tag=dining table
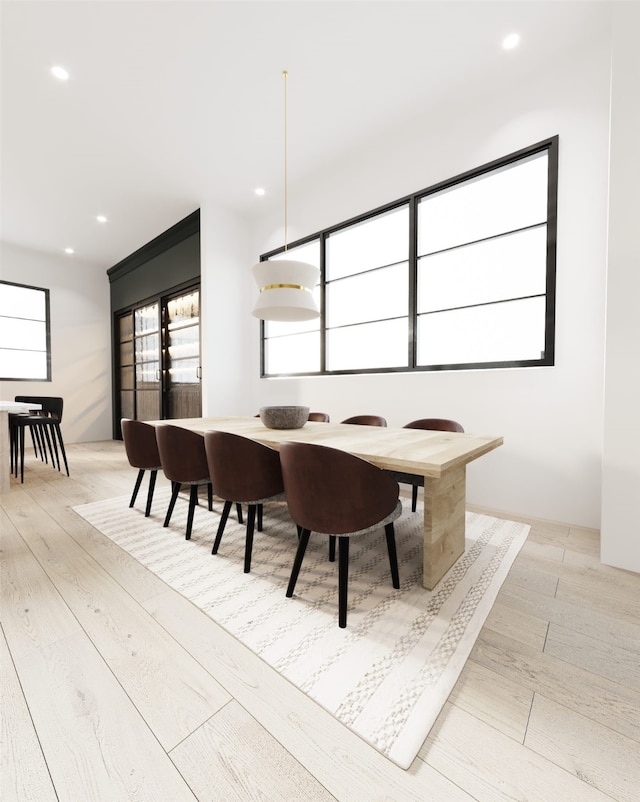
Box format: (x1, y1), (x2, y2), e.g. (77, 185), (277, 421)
(0, 400), (43, 494)
(149, 416), (503, 590)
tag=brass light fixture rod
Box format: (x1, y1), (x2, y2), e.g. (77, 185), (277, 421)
(283, 69), (288, 252)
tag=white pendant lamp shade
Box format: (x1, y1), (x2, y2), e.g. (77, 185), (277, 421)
(252, 259), (319, 322)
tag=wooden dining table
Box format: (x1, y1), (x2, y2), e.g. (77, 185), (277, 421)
(0, 400), (43, 493)
(149, 416), (503, 589)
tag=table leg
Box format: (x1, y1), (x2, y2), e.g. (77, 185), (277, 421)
(0, 410), (10, 494)
(422, 464), (466, 589)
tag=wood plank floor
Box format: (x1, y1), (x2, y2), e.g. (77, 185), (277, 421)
(1, 441), (639, 801)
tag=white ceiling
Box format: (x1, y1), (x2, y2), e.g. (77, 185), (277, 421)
(1, 1), (610, 270)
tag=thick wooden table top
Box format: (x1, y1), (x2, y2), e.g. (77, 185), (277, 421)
(150, 417), (503, 478)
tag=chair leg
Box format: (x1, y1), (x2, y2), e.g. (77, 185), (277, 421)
(257, 503), (263, 532)
(385, 523), (400, 589)
(236, 504), (243, 524)
(164, 482), (181, 527)
(329, 535), (336, 562)
(40, 425), (57, 470)
(185, 484), (199, 540)
(130, 469), (145, 507)
(53, 423), (69, 476)
(286, 529), (311, 597)
(144, 470), (157, 517)
(338, 537), (350, 628)
(244, 504), (257, 574)
(411, 484), (418, 512)
(207, 483), (213, 511)
(212, 500), (232, 554)
(19, 425), (25, 482)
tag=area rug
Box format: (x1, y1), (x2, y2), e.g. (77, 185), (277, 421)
(72, 490), (529, 769)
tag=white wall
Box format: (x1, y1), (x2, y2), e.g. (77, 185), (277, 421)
(245, 36), (612, 528)
(200, 200), (257, 416)
(600, 3), (640, 572)
(0, 241), (112, 443)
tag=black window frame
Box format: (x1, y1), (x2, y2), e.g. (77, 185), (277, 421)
(0, 279), (52, 381)
(258, 136), (558, 377)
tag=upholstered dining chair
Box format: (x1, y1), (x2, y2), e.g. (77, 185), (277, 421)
(204, 431), (285, 573)
(155, 424), (214, 540)
(308, 412), (330, 422)
(390, 418), (465, 511)
(121, 419), (163, 517)
(279, 441), (401, 628)
(340, 414), (387, 427)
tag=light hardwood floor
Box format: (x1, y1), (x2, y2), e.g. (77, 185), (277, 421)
(1, 440), (639, 801)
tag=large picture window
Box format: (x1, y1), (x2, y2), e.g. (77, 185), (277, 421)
(259, 137), (557, 376)
(0, 280), (51, 381)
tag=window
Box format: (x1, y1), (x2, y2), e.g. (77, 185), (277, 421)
(259, 137), (557, 377)
(0, 280), (51, 381)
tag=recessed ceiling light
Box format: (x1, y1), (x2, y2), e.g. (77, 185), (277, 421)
(502, 33), (520, 50)
(51, 65), (69, 81)
(64, 247), (74, 254)
(255, 187), (266, 196)
(96, 215), (108, 223)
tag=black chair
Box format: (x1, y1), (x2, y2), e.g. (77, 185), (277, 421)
(204, 431), (285, 573)
(10, 396), (69, 482)
(121, 419), (163, 516)
(340, 414), (387, 427)
(280, 441), (401, 628)
(390, 418), (465, 511)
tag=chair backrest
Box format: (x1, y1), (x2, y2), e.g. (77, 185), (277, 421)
(404, 418), (464, 433)
(121, 418), (162, 470)
(340, 415), (387, 427)
(15, 395), (63, 420)
(155, 424), (209, 483)
(204, 431), (283, 502)
(279, 441), (399, 535)
(308, 412), (330, 422)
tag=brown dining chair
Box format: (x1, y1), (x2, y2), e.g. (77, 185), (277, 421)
(308, 412), (330, 422)
(340, 414), (387, 427)
(391, 418), (465, 511)
(121, 419), (163, 517)
(280, 441), (401, 628)
(155, 424), (214, 540)
(204, 431), (285, 573)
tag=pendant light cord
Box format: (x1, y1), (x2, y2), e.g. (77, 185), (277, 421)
(283, 69), (288, 252)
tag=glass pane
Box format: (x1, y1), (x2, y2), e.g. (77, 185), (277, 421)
(120, 366), (134, 390)
(327, 263), (408, 327)
(265, 241), (321, 337)
(327, 205), (409, 280)
(135, 303), (159, 334)
(0, 284), (46, 320)
(0, 317), (46, 351)
(418, 226), (547, 313)
(0, 348), (47, 379)
(168, 358), (200, 384)
(168, 324), (199, 358)
(118, 313), (133, 341)
(136, 361), (160, 383)
(120, 340), (133, 366)
(167, 290), (199, 329)
(419, 152), (548, 255)
(265, 331), (321, 374)
(417, 297), (546, 366)
(135, 333), (159, 363)
(327, 318), (408, 371)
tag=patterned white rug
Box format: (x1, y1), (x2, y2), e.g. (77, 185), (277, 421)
(73, 490), (529, 769)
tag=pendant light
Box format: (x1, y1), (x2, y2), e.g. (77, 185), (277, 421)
(252, 71), (320, 322)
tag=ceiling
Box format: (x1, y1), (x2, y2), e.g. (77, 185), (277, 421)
(1, 1), (610, 270)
